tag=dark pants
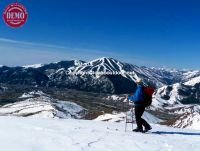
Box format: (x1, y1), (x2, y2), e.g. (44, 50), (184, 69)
(135, 106), (151, 130)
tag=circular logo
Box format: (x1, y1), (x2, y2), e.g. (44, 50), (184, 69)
(3, 3), (28, 28)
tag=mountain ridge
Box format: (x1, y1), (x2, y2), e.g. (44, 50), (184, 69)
(0, 57), (200, 94)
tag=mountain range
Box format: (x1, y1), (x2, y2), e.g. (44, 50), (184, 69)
(0, 57), (200, 129)
(1, 57), (200, 94)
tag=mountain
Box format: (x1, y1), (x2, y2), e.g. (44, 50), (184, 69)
(1, 72), (200, 135)
(153, 82), (200, 106)
(1, 57), (199, 94)
(149, 81), (200, 129)
(42, 57), (200, 94)
(0, 90), (86, 119)
(47, 58), (139, 93)
(37, 60), (85, 77)
(0, 57), (200, 99)
(182, 70), (200, 82)
(69, 57), (186, 87)
(168, 104), (200, 130)
(0, 60), (85, 89)
(1, 57), (200, 134)
(70, 57), (138, 77)
(184, 76), (200, 86)
(0, 66), (48, 86)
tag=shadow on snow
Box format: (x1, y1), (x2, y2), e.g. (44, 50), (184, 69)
(151, 131), (200, 136)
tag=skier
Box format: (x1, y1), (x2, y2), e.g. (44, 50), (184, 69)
(128, 79), (152, 133)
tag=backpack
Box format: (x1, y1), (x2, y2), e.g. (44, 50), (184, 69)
(143, 87), (155, 106)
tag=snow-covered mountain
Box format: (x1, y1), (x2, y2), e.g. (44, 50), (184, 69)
(0, 66), (49, 86)
(147, 81), (200, 129)
(38, 60), (85, 77)
(169, 105), (200, 130)
(0, 116), (200, 151)
(23, 60), (83, 69)
(1, 57), (200, 131)
(153, 82), (200, 106)
(70, 57), (138, 78)
(44, 57), (199, 93)
(68, 57), (185, 87)
(29, 57), (200, 93)
(45, 58), (138, 93)
(184, 76), (200, 86)
(0, 57), (200, 94)
(182, 70), (200, 82)
(0, 91), (86, 119)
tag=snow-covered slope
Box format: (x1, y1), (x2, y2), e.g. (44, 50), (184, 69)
(151, 83), (200, 130)
(153, 82), (200, 107)
(170, 105), (200, 130)
(0, 91), (86, 119)
(184, 76), (200, 86)
(174, 112), (200, 130)
(152, 84), (183, 108)
(71, 57), (133, 72)
(182, 70), (200, 82)
(23, 64), (43, 68)
(0, 117), (200, 151)
(23, 60), (84, 70)
(18, 90), (46, 98)
(39, 60), (85, 77)
(94, 111), (162, 124)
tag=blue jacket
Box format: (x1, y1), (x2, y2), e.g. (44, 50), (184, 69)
(128, 85), (144, 105)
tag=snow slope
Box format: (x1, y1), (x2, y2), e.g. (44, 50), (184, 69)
(23, 64), (43, 68)
(171, 105), (200, 130)
(182, 70), (200, 82)
(0, 117), (200, 151)
(184, 76), (200, 86)
(152, 82), (200, 108)
(0, 92), (85, 119)
(94, 111), (162, 124)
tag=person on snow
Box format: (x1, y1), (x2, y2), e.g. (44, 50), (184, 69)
(128, 79), (152, 133)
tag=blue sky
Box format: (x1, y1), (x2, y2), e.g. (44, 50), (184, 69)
(0, 0), (200, 69)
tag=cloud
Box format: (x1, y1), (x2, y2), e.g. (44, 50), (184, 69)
(0, 37), (157, 67)
(0, 37), (129, 58)
(0, 38), (67, 49)
(0, 37), (119, 55)
(0, 38), (117, 66)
